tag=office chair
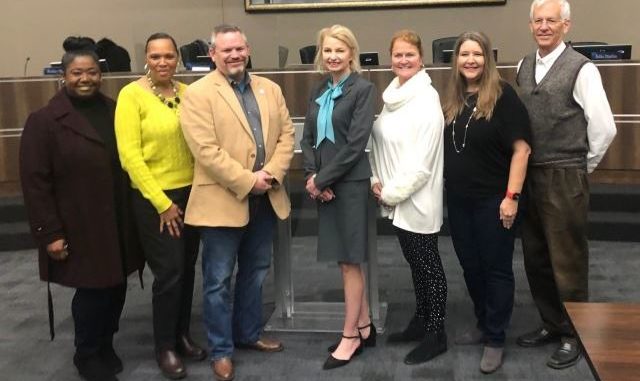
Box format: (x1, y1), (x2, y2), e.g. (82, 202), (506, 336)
(179, 40), (209, 68)
(95, 38), (131, 72)
(299, 45), (317, 64)
(432, 36), (458, 64)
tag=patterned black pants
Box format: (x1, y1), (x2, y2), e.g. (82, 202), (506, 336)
(395, 227), (447, 333)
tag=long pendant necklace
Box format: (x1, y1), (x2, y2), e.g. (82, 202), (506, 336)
(452, 106), (476, 154)
(146, 73), (180, 109)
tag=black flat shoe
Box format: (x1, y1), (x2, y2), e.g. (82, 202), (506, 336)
(516, 327), (561, 348)
(327, 322), (376, 352)
(323, 334), (362, 370)
(547, 338), (581, 369)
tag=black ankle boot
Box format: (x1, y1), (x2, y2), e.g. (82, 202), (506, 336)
(387, 315), (426, 343)
(74, 353), (118, 381)
(99, 344), (123, 374)
(403, 330), (447, 365)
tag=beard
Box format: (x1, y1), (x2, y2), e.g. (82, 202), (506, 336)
(226, 58), (247, 81)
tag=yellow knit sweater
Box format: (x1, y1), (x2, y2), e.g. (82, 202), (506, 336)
(115, 81), (194, 213)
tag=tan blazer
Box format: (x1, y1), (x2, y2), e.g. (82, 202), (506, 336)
(179, 70), (295, 227)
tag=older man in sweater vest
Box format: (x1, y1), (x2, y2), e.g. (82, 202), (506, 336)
(515, 0), (616, 370)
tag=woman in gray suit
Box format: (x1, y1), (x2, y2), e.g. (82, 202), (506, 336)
(300, 24), (377, 370)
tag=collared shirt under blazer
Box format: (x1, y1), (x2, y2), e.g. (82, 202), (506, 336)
(179, 69), (295, 227)
(370, 70), (444, 234)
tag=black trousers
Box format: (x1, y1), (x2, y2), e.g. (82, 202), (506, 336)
(72, 284), (126, 358)
(446, 190), (517, 347)
(394, 227), (447, 333)
(131, 186), (200, 350)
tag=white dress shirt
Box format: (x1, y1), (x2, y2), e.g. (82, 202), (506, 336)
(518, 42), (617, 172)
(370, 70), (444, 234)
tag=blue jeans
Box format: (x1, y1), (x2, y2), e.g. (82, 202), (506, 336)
(446, 190), (518, 347)
(200, 195), (276, 360)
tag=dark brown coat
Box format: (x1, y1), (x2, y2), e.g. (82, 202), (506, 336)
(19, 89), (144, 288)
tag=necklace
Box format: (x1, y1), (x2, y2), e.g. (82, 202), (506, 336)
(146, 73), (180, 109)
(451, 106), (476, 154)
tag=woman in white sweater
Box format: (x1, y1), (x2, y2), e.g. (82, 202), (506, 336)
(370, 29), (446, 365)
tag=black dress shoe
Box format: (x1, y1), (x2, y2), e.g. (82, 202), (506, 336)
(156, 349), (187, 379)
(327, 322), (377, 352)
(404, 330), (447, 365)
(516, 327), (561, 347)
(74, 353), (118, 381)
(387, 315), (426, 343)
(177, 334), (207, 361)
(99, 345), (123, 374)
(323, 334), (363, 370)
(547, 338), (582, 369)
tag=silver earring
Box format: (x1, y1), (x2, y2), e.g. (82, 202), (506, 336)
(144, 63), (150, 75)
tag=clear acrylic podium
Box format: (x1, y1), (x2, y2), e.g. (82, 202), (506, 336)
(265, 162), (387, 333)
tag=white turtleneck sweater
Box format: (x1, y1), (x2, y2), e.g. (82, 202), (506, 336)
(370, 69), (444, 234)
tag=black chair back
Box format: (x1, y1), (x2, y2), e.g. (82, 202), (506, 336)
(299, 45), (317, 64)
(432, 36), (458, 64)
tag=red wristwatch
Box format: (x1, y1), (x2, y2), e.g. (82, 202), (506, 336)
(505, 190), (521, 201)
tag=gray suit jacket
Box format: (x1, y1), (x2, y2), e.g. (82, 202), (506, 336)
(300, 72), (376, 190)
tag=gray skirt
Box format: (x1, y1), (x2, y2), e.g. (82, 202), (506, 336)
(317, 179), (369, 264)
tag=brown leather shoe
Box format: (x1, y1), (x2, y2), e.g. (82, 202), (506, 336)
(156, 349), (186, 380)
(212, 357), (234, 381)
(176, 334), (207, 361)
(235, 337), (284, 352)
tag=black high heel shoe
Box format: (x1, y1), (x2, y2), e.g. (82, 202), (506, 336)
(323, 334), (363, 370)
(327, 322), (377, 352)
(359, 322), (377, 348)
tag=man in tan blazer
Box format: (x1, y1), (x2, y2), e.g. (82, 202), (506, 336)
(179, 24), (294, 381)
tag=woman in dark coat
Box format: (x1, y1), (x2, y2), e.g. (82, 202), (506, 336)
(19, 49), (144, 381)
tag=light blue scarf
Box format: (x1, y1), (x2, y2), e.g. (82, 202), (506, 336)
(315, 74), (349, 147)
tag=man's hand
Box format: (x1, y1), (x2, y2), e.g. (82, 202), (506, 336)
(251, 170), (273, 195)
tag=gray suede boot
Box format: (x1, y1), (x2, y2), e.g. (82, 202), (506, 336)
(479, 346), (503, 374)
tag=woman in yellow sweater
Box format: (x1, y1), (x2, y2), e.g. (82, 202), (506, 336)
(115, 33), (204, 380)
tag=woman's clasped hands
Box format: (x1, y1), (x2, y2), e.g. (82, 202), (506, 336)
(306, 175), (335, 203)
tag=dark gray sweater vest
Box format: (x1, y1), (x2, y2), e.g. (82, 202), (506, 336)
(517, 47), (589, 168)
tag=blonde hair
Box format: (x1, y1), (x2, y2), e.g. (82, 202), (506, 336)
(314, 24), (361, 73)
(443, 31), (503, 124)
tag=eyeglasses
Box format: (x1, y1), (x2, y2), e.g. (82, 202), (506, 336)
(532, 18), (563, 27)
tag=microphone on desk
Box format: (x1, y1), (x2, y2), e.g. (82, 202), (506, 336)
(23, 56), (31, 77)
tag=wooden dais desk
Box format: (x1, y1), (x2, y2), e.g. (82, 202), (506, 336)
(565, 302), (640, 381)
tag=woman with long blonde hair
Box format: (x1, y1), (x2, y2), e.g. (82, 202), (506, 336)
(443, 31), (532, 374)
